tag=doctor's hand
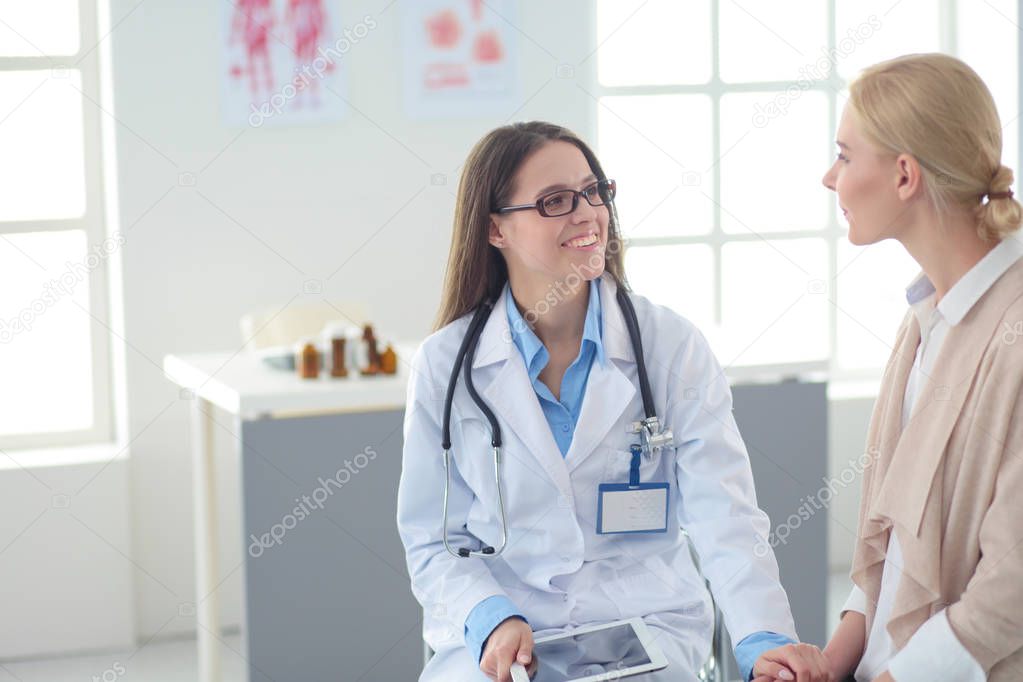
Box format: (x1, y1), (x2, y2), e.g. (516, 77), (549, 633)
(752, 642), (833, 682)
(480, 617), (535, 682)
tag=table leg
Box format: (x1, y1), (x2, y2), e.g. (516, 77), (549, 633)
(191, 397), (222, 682)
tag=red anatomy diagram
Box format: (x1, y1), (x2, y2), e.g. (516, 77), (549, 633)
(423, 0), (505, 90)
(228, 0), (331, 105)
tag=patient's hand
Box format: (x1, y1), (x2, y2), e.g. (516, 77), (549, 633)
(480, 617), (534, 682)
(752, 642), (833, 682)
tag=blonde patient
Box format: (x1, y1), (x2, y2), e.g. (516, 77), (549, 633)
(822, 54), (1023, 681)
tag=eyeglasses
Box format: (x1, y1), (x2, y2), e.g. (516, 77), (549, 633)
(494, 179), (616, 218)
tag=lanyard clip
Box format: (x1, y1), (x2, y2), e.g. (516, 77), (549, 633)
(628, 416), (674, 458)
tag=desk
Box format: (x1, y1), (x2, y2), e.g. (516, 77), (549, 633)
(163, 349), (422, 681)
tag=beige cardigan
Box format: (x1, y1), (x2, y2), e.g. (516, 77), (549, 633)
(851, 257), (1023, 680)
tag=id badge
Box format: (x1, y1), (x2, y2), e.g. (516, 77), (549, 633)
(596, 482), (670, 534)
(596, 444), (669, 534)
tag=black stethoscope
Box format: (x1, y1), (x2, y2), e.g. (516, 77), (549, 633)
(440, 283), (675, 559)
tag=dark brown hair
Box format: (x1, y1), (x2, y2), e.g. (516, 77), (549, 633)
(434, 121), (629, 331)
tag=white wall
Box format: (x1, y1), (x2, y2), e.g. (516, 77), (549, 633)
(0, 452), (135, 659)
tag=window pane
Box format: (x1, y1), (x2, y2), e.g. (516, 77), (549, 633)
(0, 230), (94, 436)
(720, 91), (829, 233)
(597, 0), (711, 86)
(624, 244), (714, 332)
(718, 238), (828, 366)
(835, 0), (939, 80)
(0, 70), (87, 222)
(834, 238), (919, 371)
(0, 0), (80, 56)
(958, 0), (1019, 179)
(598, 95), (714, 237)
(719, 1), (827, 83)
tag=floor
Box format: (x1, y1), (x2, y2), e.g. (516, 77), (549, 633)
(0, 633), (245, 682)
(1, 572), (856, 681)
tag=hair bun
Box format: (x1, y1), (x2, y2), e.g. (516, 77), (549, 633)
(990, 164), (1015, 194)
(978, 164), (1021, 240)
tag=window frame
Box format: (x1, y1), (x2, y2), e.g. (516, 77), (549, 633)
(0, 0), (115, 450)
(590, 0), (1020, 382)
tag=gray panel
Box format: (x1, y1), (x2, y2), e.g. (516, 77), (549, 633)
(240, 409), (421, 682)
(713, 381), (829, 680)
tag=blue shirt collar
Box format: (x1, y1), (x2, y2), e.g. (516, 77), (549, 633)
(505, 278), (606, 377)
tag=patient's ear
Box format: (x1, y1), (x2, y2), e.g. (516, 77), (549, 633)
(895, 153), (924, 201)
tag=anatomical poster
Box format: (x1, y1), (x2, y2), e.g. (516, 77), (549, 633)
(401, 0), (520, 119)
(220, 0), (355, 128)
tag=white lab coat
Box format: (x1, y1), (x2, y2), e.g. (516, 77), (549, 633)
(397, 273), (797, 681)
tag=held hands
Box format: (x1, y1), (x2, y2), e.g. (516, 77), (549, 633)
(480, 617), (536, 682)
(752, 642), (835, 682)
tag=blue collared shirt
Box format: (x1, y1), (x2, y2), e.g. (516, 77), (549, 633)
(465, 278), (795, 676)
(504, 277), (606, 457)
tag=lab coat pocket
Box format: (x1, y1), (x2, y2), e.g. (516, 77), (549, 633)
(601, 446), (674, 487)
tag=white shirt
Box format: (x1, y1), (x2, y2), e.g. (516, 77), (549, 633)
(843, 235), (1023, 682)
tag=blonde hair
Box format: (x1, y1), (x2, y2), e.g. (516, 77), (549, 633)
(849, 53), (1021, 242)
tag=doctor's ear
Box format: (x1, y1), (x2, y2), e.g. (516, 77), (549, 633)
(488, 218), (507, 249)
(895, 153), (924, 201)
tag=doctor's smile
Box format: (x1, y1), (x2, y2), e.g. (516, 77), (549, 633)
(560, 231), (601, 251)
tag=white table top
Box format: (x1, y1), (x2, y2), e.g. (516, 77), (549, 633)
(163, 345), (416, 418)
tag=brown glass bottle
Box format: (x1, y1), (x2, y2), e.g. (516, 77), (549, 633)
(380, 344), (397, 375)
(298, 342), (319, 379)
(330, 337), (348, 377)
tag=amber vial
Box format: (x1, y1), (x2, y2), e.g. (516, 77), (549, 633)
(380, 345), (397, 374)
(330, 337), (348, 377)
(298, 342), (319, 379)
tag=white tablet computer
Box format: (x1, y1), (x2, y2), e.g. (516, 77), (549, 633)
(510, 617), (668, 682)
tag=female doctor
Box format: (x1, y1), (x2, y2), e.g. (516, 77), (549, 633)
(397, 121), (829, 682)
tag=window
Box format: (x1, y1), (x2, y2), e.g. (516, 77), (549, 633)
(594, 0), (1020, 378)
(0, 0), (115, 449)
